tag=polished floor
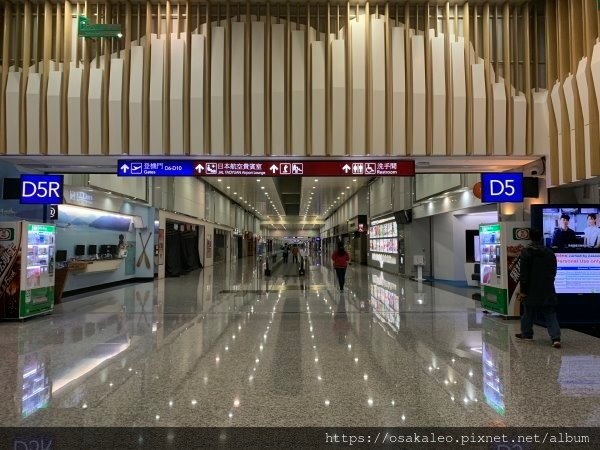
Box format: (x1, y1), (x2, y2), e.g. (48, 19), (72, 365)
(1, 254), (600, 427)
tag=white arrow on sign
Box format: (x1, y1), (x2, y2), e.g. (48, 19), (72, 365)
(120, 164), (129, 173)
(195, 164), (204, 173)
(342, 164), (351, 173)
(270, 164), (279, 173)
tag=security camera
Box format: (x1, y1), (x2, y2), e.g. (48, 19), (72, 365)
(524, 158), (545, 177)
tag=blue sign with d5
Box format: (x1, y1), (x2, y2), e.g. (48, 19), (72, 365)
(20, 175), (64, 205)
(481, 173), (524, 203)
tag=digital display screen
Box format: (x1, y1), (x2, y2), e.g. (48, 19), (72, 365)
(532, 205), (600, 294)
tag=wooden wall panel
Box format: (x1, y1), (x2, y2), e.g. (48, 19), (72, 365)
(311, 40), (326, 156)
(47, 71), (62, 155)
(391, 26), (406, 155)
(411, 35), (426, 155)
(351, 20), (366, 155)
(109, 58), (124, 154)
(576, 58), (592, 179)
(331, 39), (346, 156)
(129, 46), (144, 155)
(190, 34), (205, 154)
(5, 73), (20, 154)
(230, 21), (245, 156)
(590, 42), (600, 176)
(431, 35), (446, 155)
(471, 61), (487, 155)
(451, 40), (466, 155)
(67, 68), (83, 154)
(271, 23), (285, 155)
(26, 73), (42, 155)
(370, 17), (385, 156)
(170, 37), (185, 155)
(210, 26), (226, 155)
(291, 29), (305, 156)
(88, 67), (104, 155)
(251, 20), (265, 155)
(532, 90), (550, 156)
(149, 36), (165, 155)
(3, 0), (596, 191)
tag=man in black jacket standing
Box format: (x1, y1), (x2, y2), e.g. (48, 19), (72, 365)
(516, 228), (562, 348)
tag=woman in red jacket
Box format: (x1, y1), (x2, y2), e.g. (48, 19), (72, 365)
(331, 241), (350, 292)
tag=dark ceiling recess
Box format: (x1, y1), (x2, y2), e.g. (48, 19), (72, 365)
(273, 177), (302, 216)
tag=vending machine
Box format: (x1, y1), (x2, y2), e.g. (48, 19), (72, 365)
(479, 222), (530, 317)
(0, 221), (56, 319)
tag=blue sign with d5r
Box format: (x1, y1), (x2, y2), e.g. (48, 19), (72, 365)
(481, 173), (524, 203)
(20, 175), (64, 205)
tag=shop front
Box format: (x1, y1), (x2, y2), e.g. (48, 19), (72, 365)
(368, 214), (403, 274)
(348, 215), (368, 265)
(54, 186), (154, 297)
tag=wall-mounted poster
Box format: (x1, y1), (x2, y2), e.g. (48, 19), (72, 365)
(206, 236), (213, 259)
(158, 229), (164, 265)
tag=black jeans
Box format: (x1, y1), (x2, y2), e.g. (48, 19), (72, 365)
(335, 267), (347, 291)
(520, 304), (561, 341)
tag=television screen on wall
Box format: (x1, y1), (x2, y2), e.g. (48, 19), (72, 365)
(531, 205), (600, 294)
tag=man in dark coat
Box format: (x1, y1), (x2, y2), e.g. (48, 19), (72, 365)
(516, 228), (562, 348)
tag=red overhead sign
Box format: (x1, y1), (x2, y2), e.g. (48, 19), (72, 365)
(193, 160), (415, 177)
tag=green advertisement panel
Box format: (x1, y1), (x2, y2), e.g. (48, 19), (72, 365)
(20, 287), (54, 318)
(482, 285), (508, 316)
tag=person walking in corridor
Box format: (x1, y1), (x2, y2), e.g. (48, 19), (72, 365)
(292, 245), (299, 264)
(331, 241), (350, 293)
(516, 228), (562, 348)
